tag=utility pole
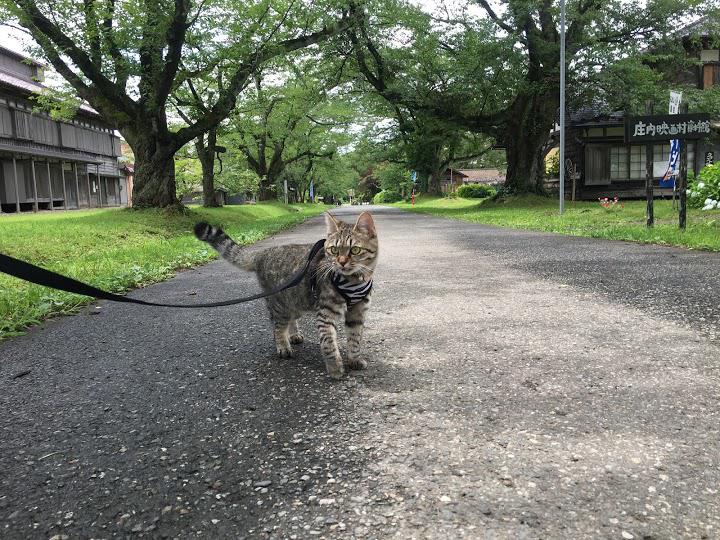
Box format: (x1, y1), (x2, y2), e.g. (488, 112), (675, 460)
(559, 0), (566, 214)
(678, 102), (689, 230)
(645, 101), (654, 227)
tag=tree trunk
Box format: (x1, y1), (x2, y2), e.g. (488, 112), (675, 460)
(196, 129), (220, 207)
(258, 180), (276, 201)
(424, 143), (446, 195)
(501, 91), (557, 195)
(130, 135), (180, 209)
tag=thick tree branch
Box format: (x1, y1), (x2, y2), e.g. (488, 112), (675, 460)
(474, 0), (516, 35)
(157, 0), (191, 106)
(186, 79), (209, 113)
(83, 0), (102, 67)
(284, 149), (334, 166)
(172, 14), (351, 150)
(23, 27), (92, 100)
(139, 0), (162, 100)
(102, 0), (129, 89)
(14, 0), (137, 116)
(451, 144), (495, 165)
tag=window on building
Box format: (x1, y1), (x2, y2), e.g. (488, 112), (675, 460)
(610, 146), (628, 180)
(627, 142), (696, 179)
(33, 116), (59, 146)
(688, 141), (696, 173)
(0, 105), (12, 136)
(14, 110), (32, 139)
(630, 145), (646, 179)
(653, 143), (671, 177)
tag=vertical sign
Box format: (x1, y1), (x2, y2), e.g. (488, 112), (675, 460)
(309, 179), (314, 203)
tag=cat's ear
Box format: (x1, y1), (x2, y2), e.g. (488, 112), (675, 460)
(353, 211), (376, 238)
(325, 212), (341, 235)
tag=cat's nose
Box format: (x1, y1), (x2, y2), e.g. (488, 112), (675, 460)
(338, 256), (349, 267)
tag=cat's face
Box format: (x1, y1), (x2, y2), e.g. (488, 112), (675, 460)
(324, 212), (378, 277)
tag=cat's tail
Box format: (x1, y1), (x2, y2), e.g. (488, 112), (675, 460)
(194, 222), (257, 271)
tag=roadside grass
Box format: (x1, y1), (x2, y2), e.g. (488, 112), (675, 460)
(394, 194), (720, 251)
(0, 202), (325, 341)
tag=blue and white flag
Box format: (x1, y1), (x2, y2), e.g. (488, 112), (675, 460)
(663, 139), (680, 181)
(309, 179), (314, 202)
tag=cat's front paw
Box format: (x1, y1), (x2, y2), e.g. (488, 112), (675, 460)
(345, 357), (368, 370)
(325, 358), (345, 380)
(290, 333), (304, 344)
(276, 344), (294, 358)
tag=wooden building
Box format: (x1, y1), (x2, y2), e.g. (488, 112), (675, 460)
(563, 113), (718, 201)
(557, 18), (720, 200)
(440, 168), (467, 193)
(0, 46), (124, 213)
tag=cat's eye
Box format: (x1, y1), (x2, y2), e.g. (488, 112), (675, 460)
(350, 246), (362, 255)
(329, 246), (339, 255)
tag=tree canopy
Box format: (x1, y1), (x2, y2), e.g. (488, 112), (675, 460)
(347, 0), (705, 193)
(3, 0), (717, 206)
(1, 0), (353, 207)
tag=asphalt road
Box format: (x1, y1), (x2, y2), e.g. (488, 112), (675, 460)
(1, 206), (720, 539)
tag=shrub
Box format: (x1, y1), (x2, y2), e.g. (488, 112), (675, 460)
(546, 152), (560, 178)
(457, 183), (496, 199)
(688, 163), (720, 210)
(373, 190), (402, 204)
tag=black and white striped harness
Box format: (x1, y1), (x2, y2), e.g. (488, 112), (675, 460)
(330, 273), (373, 308)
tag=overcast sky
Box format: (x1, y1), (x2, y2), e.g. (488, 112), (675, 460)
(2, 25), (32, 54)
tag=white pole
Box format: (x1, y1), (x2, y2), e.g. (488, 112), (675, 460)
(559, 0), (566, 214)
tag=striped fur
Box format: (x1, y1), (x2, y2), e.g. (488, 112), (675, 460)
(194, 222), (256, 271)
(194, 212), (378, 379)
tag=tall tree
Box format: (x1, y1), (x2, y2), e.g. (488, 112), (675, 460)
(348, 0), (694, 194)
(232, 66), (351, 199)
(2, 0), (353, 207)
(172, 70), (225, 207)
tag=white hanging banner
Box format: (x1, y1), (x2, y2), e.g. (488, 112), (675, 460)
(669, 91), (682, 115)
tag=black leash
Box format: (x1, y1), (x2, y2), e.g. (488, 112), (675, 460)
(0, 239), (326, 309)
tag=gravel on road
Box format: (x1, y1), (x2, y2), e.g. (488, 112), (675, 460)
(2, 206), (719, 539)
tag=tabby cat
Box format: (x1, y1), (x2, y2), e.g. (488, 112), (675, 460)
(194, 212), (378, 379)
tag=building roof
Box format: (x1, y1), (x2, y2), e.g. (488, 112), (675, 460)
(0, 69), (100, 117)
(677, 16), (717, 39)
(0, 45), (46, 67)
(0, 47), (100, 117)
(568, 106), (625, 127)
(458, 169), (505, 180)
(443, 167), (468, 178)
(458, 169), (505, 184)
(0, 69), (43, 95)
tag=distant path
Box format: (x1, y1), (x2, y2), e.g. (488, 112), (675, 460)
(1, 206), (719, 538)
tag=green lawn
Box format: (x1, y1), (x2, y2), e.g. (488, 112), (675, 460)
(0, 202), (325, 341)
(394, 194), (720, 251)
